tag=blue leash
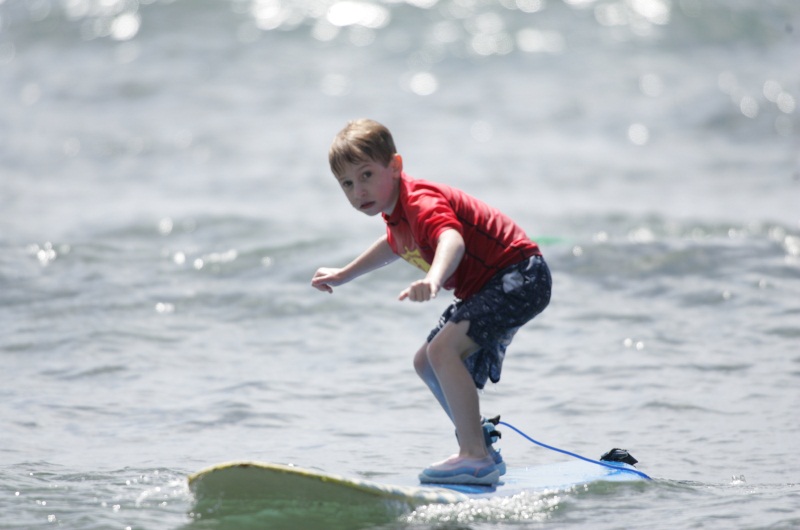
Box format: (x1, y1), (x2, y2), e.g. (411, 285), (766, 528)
(498, 420), (653, 481)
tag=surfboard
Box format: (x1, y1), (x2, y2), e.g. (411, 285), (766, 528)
(188, 458), (649, 525)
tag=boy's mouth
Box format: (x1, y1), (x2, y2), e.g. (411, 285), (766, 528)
(360, 201), (376, 210)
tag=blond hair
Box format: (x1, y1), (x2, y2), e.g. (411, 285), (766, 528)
(329, 119), (397, 177)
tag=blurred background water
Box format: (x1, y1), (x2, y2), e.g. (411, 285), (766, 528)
(1, 0), (799, 528)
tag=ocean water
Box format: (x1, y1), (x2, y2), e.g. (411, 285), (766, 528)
(1, 0), (799, 528)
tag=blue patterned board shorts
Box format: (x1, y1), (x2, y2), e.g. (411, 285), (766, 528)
(426, 255), (552, 389)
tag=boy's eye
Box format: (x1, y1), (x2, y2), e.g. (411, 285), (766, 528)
(340, 180), (352, 189)
(362, 171), (372, 179)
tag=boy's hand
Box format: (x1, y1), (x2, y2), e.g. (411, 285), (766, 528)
(398, 279), (440, 302)
(398, 229), (462, 303)
(311, 267), (344, 293)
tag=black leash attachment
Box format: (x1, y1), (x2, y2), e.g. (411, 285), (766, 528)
(599, 448), (639, 467)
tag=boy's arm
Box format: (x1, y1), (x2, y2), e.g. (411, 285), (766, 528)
(311, 235), (399, 293)
(399, 228), (465, 302)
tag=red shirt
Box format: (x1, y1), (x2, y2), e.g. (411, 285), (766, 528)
(383, 173), (541, 300)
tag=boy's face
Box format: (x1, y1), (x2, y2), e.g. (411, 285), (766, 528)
(334, 154), (402, 216)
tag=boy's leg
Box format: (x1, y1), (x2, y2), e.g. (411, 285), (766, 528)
(413, 345), (453, 422)
(425, 319), (488, 460)
(415, 342), (506, 472)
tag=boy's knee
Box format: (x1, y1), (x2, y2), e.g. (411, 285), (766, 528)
(426, 340), (453, 370)
(427, 322), (477, 369)
(413, 346), (430, 376)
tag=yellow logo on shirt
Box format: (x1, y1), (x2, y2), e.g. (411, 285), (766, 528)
(400, 247), (430, 272)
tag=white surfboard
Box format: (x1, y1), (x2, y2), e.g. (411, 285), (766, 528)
(188, 458), (649, 525)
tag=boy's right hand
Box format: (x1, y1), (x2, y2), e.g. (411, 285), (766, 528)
(311, 267), (344, 293)
(398, 278), (440, 302)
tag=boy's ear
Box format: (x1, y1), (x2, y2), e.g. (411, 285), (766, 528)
(391, 154), (403, 174)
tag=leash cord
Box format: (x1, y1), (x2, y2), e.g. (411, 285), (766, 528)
(498, 420), (652, 480)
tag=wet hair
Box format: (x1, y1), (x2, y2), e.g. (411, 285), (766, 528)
(329, 119), (397, 177)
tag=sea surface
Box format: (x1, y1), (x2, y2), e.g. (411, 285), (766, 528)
(1, 0), (799, 528)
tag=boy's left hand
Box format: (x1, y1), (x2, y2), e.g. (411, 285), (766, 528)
(399, 279), (440, 302)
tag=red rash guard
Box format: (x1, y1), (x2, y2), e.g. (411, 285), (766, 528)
(383, 173), (541, 300)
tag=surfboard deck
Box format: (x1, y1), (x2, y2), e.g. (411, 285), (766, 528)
(188, 458), (648, 521)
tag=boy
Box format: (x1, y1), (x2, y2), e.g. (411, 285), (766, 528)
(311, 119), (551, 485)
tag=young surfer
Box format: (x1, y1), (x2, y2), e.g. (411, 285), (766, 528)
(311, 119), (551, 485)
